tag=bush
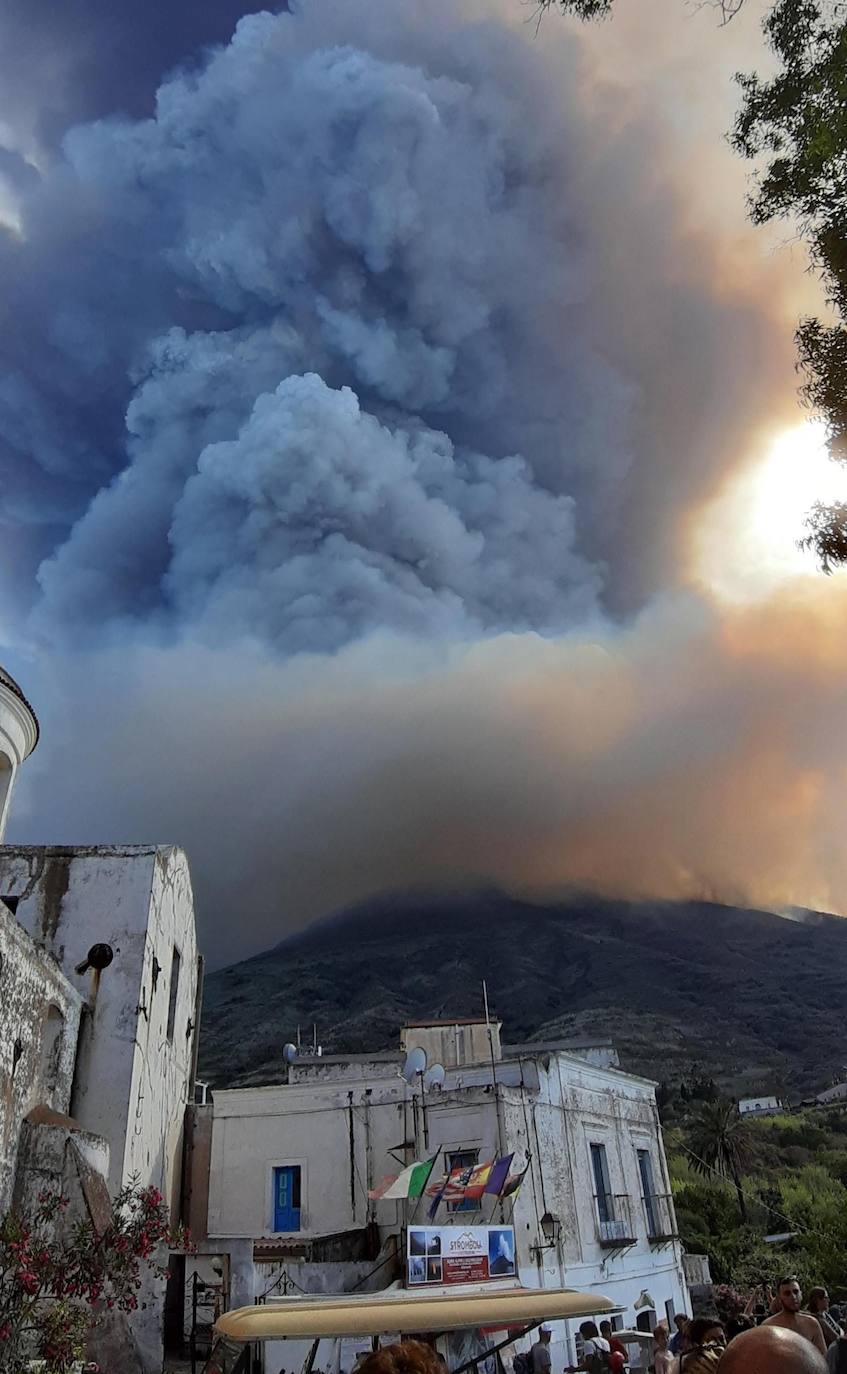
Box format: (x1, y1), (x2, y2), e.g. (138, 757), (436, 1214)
(0, 1183), (191, 1374)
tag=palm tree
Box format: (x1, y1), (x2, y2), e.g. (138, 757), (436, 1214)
(686, 1098), (752, 1222)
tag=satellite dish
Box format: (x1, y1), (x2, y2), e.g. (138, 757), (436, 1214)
(283, 1043), (298, 1064)
(424, 1064), (445, 1090)
(402, 1047), (427, 1083)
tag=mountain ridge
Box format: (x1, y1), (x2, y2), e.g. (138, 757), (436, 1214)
(198, 889), (847, 1094)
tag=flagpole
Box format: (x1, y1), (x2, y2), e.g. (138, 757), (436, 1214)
(409, 1147), (442, 1224)
(483, 980), (506, 1162)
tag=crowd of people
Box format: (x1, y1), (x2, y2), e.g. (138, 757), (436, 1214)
(305, 1278), (847, 1374)
(524, 1277), (847, 1374)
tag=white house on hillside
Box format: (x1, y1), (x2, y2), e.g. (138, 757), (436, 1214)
(738, 1095), (781, 1117)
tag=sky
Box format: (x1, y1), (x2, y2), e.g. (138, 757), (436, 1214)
(2, 0), (847, 968)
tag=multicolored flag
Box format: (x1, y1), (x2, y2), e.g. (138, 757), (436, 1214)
(459, 1160), (495, 1201)
(501, 1158), (531, 1198)
(484, 1153), (515, 1197)
(368, 1157), (438, 1201)
(425, 1154), (517, 1214)
(426, 1162), (472, 1219)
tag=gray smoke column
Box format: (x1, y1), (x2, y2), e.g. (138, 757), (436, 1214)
(4, 2), (639, 645)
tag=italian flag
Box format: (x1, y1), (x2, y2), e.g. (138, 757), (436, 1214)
(368, 1157), (438, 1201)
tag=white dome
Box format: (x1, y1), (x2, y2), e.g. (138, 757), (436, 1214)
(0, 666), (39, 840)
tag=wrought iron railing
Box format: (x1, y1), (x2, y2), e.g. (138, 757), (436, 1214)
(642, 1191), (679, 1241)
(594, 1192), (636, 1246)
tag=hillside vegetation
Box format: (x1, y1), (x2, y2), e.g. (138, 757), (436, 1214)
(665, 1087), (847, 1299)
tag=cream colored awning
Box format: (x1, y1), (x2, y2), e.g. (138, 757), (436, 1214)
(216, 1284), (619, 1342)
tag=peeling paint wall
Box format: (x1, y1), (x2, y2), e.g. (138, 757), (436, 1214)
(0, 844), (199, 1374)
(124, 847), (198, 1209)
(0, 901), (82, 1207)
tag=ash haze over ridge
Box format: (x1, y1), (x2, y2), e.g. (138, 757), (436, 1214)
(2, 0), (846, 966)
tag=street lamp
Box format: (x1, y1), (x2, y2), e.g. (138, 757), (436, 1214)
(532, 1211), (561, 1255)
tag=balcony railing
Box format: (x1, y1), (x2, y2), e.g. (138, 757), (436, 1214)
(594, 1193), (637, 1247)
(642, 1191), (679, 1242)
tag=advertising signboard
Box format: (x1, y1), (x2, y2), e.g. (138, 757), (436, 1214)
(407, 1225), (516, 1287)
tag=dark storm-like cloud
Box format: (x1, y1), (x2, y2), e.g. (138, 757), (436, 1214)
(0, 0), (264, 152)
(3, 0), (794, 647)
(6, 5), (644, 643)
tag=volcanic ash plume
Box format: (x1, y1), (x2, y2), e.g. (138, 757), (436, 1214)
(2, 0), (837, 959)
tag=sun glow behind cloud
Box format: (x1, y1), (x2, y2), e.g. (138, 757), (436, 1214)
(694, 421), (847, 603)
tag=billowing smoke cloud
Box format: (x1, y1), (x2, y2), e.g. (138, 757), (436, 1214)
(3, 0), (839, 962)
(2, 0), (794, 637)
(6, 7), (634, 644)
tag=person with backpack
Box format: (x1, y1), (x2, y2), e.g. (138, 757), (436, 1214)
(529, 1325), (553, 1374)
(567, 1321), (612, 1373)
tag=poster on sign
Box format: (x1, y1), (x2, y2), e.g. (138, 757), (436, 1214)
(407, 1226), (516, 1286)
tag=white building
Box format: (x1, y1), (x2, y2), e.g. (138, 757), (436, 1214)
(189, 1020), (689, 1372)
(738, 1095), (781, 1117)
(0, 662), (202, 1374)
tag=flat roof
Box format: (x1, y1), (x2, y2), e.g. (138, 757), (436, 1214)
(403, 1018), (503, 1029)
(216, 1284), (619, 1341)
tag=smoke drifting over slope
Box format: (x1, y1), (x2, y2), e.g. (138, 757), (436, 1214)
(3, 0), (842, 960)
(15, 582), (847, 968)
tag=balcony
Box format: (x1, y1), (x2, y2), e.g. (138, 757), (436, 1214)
(643, 1192), (679, 1243)
(594, 1193), (637, 1248)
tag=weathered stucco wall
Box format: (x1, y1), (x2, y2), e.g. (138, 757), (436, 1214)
(0, 844), (200, 1374)
(0, 845), (198, 1195)
(124, 847), (198, 1213)
(0, 845), (159, 1191)
(0, 902), (82, 1207)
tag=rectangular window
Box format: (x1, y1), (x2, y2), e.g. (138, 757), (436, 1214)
(272, 1165), (302, 1232)
(590, 1142), (614, 1223)
(166, 947), (181, 1042)
(638, 1148), (658, 1235)
(665, 1299), (676, 1327)
(446, 1148), (481, 1212)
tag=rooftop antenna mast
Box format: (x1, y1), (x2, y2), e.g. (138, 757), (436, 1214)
(483, 980), (505, 1160)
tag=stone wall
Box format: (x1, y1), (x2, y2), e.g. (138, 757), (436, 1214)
(0, 902), (82, 1207)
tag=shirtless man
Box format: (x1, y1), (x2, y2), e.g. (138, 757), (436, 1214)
(763, 1277), (828, 1358)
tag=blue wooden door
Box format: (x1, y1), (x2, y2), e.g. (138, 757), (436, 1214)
(273, 1166), (301, 1231)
